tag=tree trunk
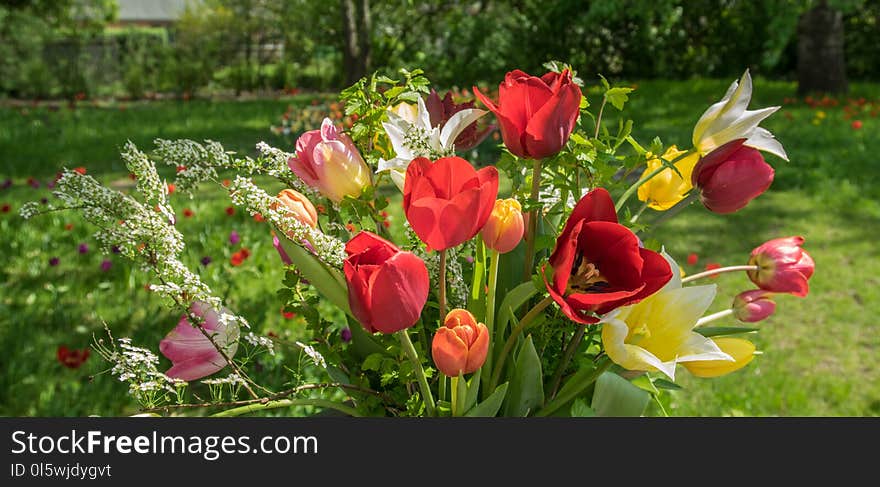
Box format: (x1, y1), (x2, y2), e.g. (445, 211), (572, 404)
(797, 1), (848, 95)
(340, 0), (371, 86)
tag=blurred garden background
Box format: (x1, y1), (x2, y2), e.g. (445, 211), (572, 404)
(1, 0), (878, 416)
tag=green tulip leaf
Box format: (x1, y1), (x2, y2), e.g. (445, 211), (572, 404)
(591, 372), (650, 417)
(570, 399), (596, 417)
(464, 369), (482, 413)
(652, 378), (683, 391)
(503, 335), (544, 417)
(465, 383), (508, 417)
(696, 326), (760, 337)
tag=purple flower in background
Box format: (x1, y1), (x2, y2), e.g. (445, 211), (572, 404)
(40, 197), (48, 205)
(200, 256), (212, 267)
(341, 327), (353, 343)
(46, 180), (56, 190)
(77, 243), (89, 254)
(1, 179), (12, 190)
(100, 260), (112, 272)
(49, 257), (60, 266)
(111, 245), (121, 254)
(28, 177), (40, 189)
(229, 230), (241, 246)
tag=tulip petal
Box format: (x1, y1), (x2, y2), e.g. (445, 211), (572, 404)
(683, 338), (755, 378)
(745, 127), (789, 162)
(464, 323), (490, 373)
(367, 251), (429, 334)
(440, 108), (487, 149)
(601, 317), (678, 380)
(432, 327), (469, 376)
(693, 71), (752, 147)
(579, 221), (643, 288)
(522, 82), (581, 159)
(700, 106), (780, 155)
(700, 149), (774, 214)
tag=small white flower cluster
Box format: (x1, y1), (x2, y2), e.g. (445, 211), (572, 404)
(200, 373), (246, 386)
(101, 337), (186, 399)
(151, 138), (222, 195)
(244, 332), (275, 355)
(295, 341), (327, 369)
(254, 141), (317, 197)
(228, 176), (346, 267)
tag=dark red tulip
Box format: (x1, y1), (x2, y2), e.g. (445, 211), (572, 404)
(474, 69), (582, 159)
(543, 188), (672, 324)
(425, 89), (494, 151)
(747, 236), (815, 297)
(691, 139), (775, 214)
(344, 231), (430, 334)
(403, 156), (499, 251)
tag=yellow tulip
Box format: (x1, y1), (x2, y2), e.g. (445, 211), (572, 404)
(601, 252), (734, 380)
(637, 146), (700, 211)
(683, 338), (756, 378)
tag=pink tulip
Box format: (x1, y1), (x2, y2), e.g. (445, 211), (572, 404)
(272, 234), (292, 265)
(747, 236), (815, 297)
(732, 290), (776, 322)
(288, 118), (371, 202)
(159, 302), (240, 381)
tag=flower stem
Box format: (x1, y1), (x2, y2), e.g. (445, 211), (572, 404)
(211, 398), (362, 417)
(398, 330), (436, 416)
(522, 158), (543, 282)
(594, 97), (607, 140)
(696, 308), (735, 327)
(482, 250), (501, 386)
(488, 295), (554, 393)
(450, 376), (459, 416)
(681, 265), (759, 284)
(536, 356), (612, 417)
(438, 249), (448, 321)
(548, 325), (586, 399)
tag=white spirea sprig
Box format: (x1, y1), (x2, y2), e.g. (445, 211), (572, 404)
(244, 332), (276, 355)
(254, 141), (318, 197)
(295, 341), (327, 369)
(94, 333), (186, 405)
(151, 138), (222, 195)
(228, 176), (345, 267)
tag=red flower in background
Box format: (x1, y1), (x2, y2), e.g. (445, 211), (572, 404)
(343, 231), (429, 334)
(230, 247), (251, 267)
(225, 206), (235, 216)
(691, 139), (775, 214)
(687, 253), (699, 266)
(425, 89), (494, 151)
(57, 345), (90, 369)
(542, 188), (673, 324)
(73, 167), (87, 175)
(403, 156), (498, 251)
(474, 69), (582, 159)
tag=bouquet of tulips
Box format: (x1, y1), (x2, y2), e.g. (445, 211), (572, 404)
(24, 64), (814, 417)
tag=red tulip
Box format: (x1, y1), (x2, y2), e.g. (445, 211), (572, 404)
(432, 309), (489, 376)
(543, 188), (672, 324)
(691, 139), (775, 214)
(344, 231), (430, 334)
(474, 69), (582, 159)
(747, 236), (814, 297)
(732, 289), (776, 322)
(403, 156), (499, 251)
(425, 89), (494, 151)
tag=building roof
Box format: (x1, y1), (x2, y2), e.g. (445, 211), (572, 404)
(116, 0), (189, 22)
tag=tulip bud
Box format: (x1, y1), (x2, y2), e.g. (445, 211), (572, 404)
(732, 290), (776, 322)
(288, 118), (371, 202)
(274, 189), (318, 228)
(691, 140), (774, 214)
(747, 236), (815, 297)
(272, 233), (292, 265)
(637, 146), (700, 211)
(683, 338), (756, 378)
(432, 309), (490, 376)
(481, 198), (524, 253)
(344, 232), (430, 334)
(474, 69), (582, 159)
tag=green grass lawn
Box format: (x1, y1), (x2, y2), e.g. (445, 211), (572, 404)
(1, 79), (878, 416)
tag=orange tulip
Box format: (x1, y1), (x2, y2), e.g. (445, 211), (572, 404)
(432, 309), (489, 376)
(274, 189), (318, 228)
(481, 198), (524, 253)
